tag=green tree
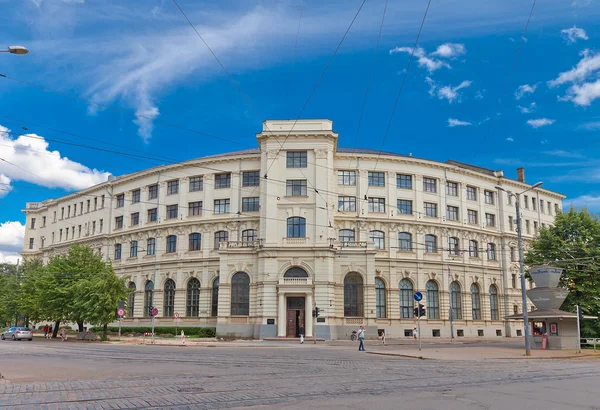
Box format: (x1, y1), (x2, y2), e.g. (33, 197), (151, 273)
(525, 207), (600, 336)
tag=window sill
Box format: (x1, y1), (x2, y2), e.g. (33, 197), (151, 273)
(284, 195), (309, 199)
(214, 186), (231, 190)
(166, 193), (179, 196)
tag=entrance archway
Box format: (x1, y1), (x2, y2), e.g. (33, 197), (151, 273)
(286, 296), (305, 337)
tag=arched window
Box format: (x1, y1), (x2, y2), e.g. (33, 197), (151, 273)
(450, 281), (462, 320)
(339, 229), (355, 243)
(287, 217), (306, 238)
(127, 282), (136, 318)
(163, 279), (176, 317)
(242, 229), (257, 243)
(425, 234), (437, 253)
(211, 277), (219, 317)
(186, 278), (200, 317)
(166, 235), (177, 253)
(231, 272), (250, 316)
(426, 280), (439, 319)
(144, 281), (154, 317)
(369, 230), (385, 249)
(375, 278), (386, 318)
(448, 237), (460, 255)
(471, 283), (481, 320)
(490, 285), (499, 320)
(513, 305), (519, 315)
(344, 272), (364, 317)
(284, 267), (309, 278)
(398, 232), (412, 251)
(214, 231), (228, 250)
(189, 233), (201, 251)
(469, 240), (478, 257)
(487, 243), (496, 260)
(399, 279), (413, 318)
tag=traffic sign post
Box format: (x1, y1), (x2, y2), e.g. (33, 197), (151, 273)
(174, 312), (180, 336)
(414, 292), (423, 351)
(150, 307), (159, 344)
(116, 308), (125, 339)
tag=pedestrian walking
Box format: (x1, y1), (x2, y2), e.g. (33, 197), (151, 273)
(299, 325), (305, 344)
(357, 325), (366, 351)
(43, 324), (49, 339)
(60, 328), (67, 342)
(413, 326), (418, 341)
(48, 325), (53, 338)
(181, 330), (185, 345)
(381, 330), (385, 345)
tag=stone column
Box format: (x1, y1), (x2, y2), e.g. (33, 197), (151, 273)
(306, 293), (313, 337)
(277, 292), (286, 337)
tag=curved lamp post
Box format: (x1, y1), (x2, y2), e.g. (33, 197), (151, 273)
(1, 46), (29, 55)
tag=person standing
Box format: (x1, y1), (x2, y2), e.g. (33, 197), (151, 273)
(357, 325), (366, 351)
(299, 324), (305, 344)
(48, 325), (53, 339)
(43, 324), (49, 339)
(413, 326), (418, 341)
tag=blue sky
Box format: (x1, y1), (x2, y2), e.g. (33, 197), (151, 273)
(1, 0), (600, 262)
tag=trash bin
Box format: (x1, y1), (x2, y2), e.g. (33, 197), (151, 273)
(541, 334), (549, 350)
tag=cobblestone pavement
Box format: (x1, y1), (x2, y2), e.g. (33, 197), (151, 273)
(0, 340), (599, 409)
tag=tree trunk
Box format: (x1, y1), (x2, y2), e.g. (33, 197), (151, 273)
(77, 321), (84, 332)
(103, 323), (108, 340)
(52, 320), (61, 338)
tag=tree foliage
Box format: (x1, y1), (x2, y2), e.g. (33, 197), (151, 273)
(526, 207), (600, 336)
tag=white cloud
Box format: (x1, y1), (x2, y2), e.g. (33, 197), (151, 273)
(478, 116), (491, 125)
(448, 118), (472, 127)
(475, 90), (485, 99)
(527, 118), (555, 128)
(437, 80), (472, 103)
(563, 79), (600, 106)
(0, 174), (12, 198)
(580, 121), (600, 130)
(568, 195), (600, 213)
(0, 252), (22, 265)
(548, 49), (600, 87)
(430, 43), (466, 58)
(561, 25), (589, 44)
(543, 150), (585, 159)
(506, 137), (514, 142)
(0, 221), (25, 253)
(0, 125), (111, 191)
(518, 102), (537, 113)
(389, 46), (451, 73)
(515, 84), (537, 100)
(133, 104), (160, 144)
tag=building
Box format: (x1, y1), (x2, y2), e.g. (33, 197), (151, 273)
(21, 119), (565, 340)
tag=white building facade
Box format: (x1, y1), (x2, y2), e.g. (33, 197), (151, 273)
(21, 120), (564, 340)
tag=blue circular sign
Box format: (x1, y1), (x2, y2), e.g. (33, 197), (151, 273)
(414, 292), (423, 302)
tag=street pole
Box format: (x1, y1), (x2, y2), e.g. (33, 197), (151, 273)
(152, 314), (155, 344)
(418, 310), (421, 351)
(576, 305), (581, 354)
(448, 266), (454, 342)
(515, 194), (531, 356)
(118, 318), (121, 339)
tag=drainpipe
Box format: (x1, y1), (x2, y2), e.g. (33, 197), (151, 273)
(496, 186), (510, 337)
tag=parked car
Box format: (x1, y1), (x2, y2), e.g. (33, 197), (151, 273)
(1, 327), (33, 341)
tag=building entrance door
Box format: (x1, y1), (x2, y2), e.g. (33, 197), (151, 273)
(286, 297), (305, 337)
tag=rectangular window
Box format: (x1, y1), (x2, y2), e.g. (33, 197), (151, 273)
(87, 200), (90, 212)
(42, 216), (46, 227)
(242, 197), (260, 212)
(214, 199), (230, 214)
(101, 195), (105, 208)
(547, 201), (552, 215)
(166, 204), (178, 219)
(61, 207), (64, 219)
(29, 238), (34, 249)
(286, 151), (307, 168)
(540, 200), (544, 213)
(147, 238), (156, 256)
(131, 212), (139, 226)
(446, 181), (458, 196)
(368, 171), (385, 187)
(338, 170), (356, 186)
(132, 189), (141, 203)
(59, 229), (63, 241)
(188, 201), (202, 216)
(446, 205), (459, 221)
(526, 219), (531, 234)
(189, 176), (203, 192)
(509, 216), (514, 231)
(148, 184), (158, 200)
(510, 246), (517, 262)
(424, 202), (437, 217)
(466, 186), (477, 201)
(534, 221), (538, 233)
(97, 220), (101, 233)
(148, 208), (157, 222)
(215, 173), (231, 189)
(167, 180), (179, 195)
(512, 274), (517, 288)
(485, 213), (496, 227)
(73, 204), (77, 216)
(338, 196), (356, 212)
(130, 241), (138, 258)
(115, 216), (123, 229)
(78, 225), (81, 237)
(423, 177), (437, 193)
(80, 201), (83, 214)
(531, 196), (536, 211)
(507, 195), (512, 205)
(30, 218), (36, 229)
(368, 197), (385, 213)
(116, 194), (125, 208)
(484, 190), (495, 205)
(397, 199), (413, 215)
(94, 197), (98, 210)
(167, 236), (177, 253)
(114, 244), (122, 260)
(487, 243), (496, 260)
(242, 171), (260, 187)
(524, 195), (529, 209)
(67, 206), (71, 217)
(396, 174), (412, 189)
(468, 209), (478, 224)
(286, 179), (307, 196)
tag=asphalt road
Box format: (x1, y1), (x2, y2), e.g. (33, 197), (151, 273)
(0, 339), (599, 409)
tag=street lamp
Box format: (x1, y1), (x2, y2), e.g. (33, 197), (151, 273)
(496, 181), (543, 356)
(1, 46), (29, 55)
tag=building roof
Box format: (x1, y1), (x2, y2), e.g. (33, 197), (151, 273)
(505, 309), (598, 320)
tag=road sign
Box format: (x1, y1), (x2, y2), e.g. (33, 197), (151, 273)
(414, 292), (423, 302)
(174, 312), (180, 319)
(117, 308), (125, 317)
(151, 307), (159, 317)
